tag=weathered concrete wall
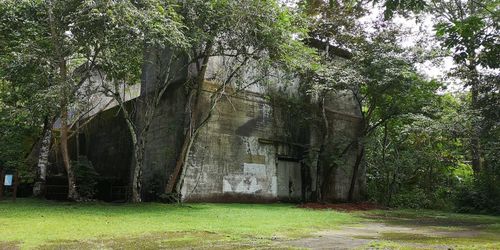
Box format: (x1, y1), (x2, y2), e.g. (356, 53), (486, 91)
(57, 80), (363, 202)
(54, 83), (187, 201)
(141, 83), (187, 201)
(180, 84), (283, 202)
(47, 41), (366, 202)
(179, 82), (364, 202)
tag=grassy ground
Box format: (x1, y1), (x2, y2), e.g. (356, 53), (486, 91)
(0, 199), (499, 249)
(0, 199), (360, 249)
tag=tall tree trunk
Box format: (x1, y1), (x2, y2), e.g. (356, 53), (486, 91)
(306, 126), (322, 202)
(118, 90), (143, 202)
(130, 138), (144, 202)
(387, 155), (400, 206)
(61, 109), (79, 201)
(381, 123), (391, 205)
(47, 0), (79, 201)
(165, 86), (204, 194)
(470, 77), (481, 173)
(33, 124), (52, 197)
(165, 47), (212, 195)
(348, 143), (364, 202)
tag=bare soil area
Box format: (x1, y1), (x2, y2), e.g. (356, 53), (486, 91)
(283, 222), (495, 249)
(298, 202), (384, 211)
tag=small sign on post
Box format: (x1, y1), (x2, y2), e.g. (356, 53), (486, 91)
(0, 169), (4, 200)
(4, 174), (13, 186)
(0, 170), (18, 201)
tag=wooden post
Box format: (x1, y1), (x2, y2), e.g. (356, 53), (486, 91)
(13, 171), (19, 201)
(0, 168), (4, 200)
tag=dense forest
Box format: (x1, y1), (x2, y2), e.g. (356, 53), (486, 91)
(0, 0), (498, 213)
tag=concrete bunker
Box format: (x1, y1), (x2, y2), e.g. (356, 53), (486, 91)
(44, 47), (365, 203)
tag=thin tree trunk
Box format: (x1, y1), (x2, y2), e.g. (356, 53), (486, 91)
(165, 47), (212, 194)
(387, 164), (397, 206)
(33, 125), (52, 197)
(116, 86), (143, 202)
(130, 95), (157, 202)
(470, 78), (481, 173)
(318, 97), (329, 201)
(307, 127), (322, 202)
(165, 86), (205, 194)
(381, 124), (390, 204)
(131, 139), (144, 202)
(348, 144), (364, 202)
(387, 146), (401, 206)
(47, 0), (79, 201)
(61, 109), (79, 200)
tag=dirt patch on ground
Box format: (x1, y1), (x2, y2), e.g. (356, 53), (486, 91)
(363, 214), (497, 228)
(298, 202), (384, 211)
(0, 241), (20, 250)
(282, 223), (417, 249)
(281, 222), (493, 249)
(36, 231), (276, 250)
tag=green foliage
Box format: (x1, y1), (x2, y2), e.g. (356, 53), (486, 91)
(0, 80), (41, 181)
(0, 0), (497, 211)
(365, 91), (500, 212)
(0, 0), (188, 192)
(366, 93), (468, 209)
(0, 109), (39, 181)
(363, 0), (499, 213)
(78, 0), (188, 83)
(181, 0), (317, 74)
(432, 0), (499, 213)
(455, 175), (500, 214)
(374, 0), (427, 19)
(0, 1), (57, 178)
(307, 22), (441, 133)
(433, 1), (499, 69)
(72, 156), (99, 200)
(0, 0), (188, 116)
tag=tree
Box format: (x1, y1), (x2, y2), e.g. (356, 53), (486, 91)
(86, 0), (187, 203)
(1, 1), (63, 197)
(0, 83), (41, 184)
(360, 0), (500, 211)
(0, 0), (186, 201)
(376, 0), (499, 212)
(164, 0), (317, 197)
(305, 17), (440, 200)
(366, 93), (470, 208)
(376, 0), (498, 172)
(432, 0), (498, 173)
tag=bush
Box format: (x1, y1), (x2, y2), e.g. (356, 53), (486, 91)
(72, 156), (99, 200)
(454, 171), (500, 214)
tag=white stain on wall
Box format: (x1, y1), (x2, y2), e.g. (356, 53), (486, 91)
(243, 163), (267, 176)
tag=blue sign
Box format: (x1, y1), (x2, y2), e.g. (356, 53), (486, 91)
(4, 174), (13, 186)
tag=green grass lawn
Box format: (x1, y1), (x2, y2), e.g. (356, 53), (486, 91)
(0, 199), (360, 249)
(1, 199), (499, 249)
